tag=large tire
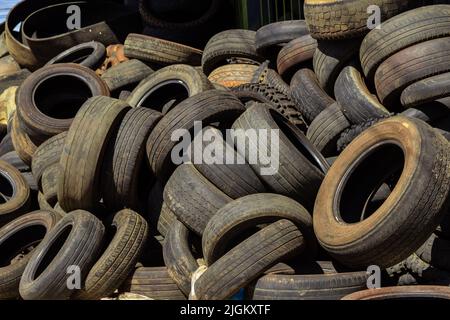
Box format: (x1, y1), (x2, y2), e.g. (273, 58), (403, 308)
(45, 41), (106, 70)
(202, 193), (316, 265)
(76, 210), (148, 300)
(201, 30), (264, 76)
(58, 96), (130, 212)
(401, 73), (450, 108)
(16, 63), (110, 141)
(163, 164), (232, 236)
(276, 35), (317, 80)
(101, 59), (154, 93)
(194, 219), (305, 300)
(304, 0), (416, 40)
(102, 108), (162, 211)
(0, 159), (30, 227)
(314, 116), (450, 268)
(374, 37), (450, 109)
(124, 34), (202, 66)
(19, 210), (105, 300)
(232, 104), (329, 210)
(360, 5), (450, 81)
(335, 65), (390, 124)
(290, 68), (335, 123)
(146, 90), (245, 181)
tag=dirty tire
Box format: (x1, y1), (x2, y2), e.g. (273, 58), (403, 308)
(157, 202), (177, 237)
(207, 64), (258, 88)
(342, 285), (450, 300)
(45, 41), (106, 69)
(336, 117), (387, 152)
(58, 96), (130, 212)
(276, 35), (317, 80)
(101, 59), (154, 92)
(41, 164), (60, 206)
(401, 73), (450, 108)
(10, 113), (36, 166)
(314, 116), (450, 268)
(19, 210), (105, 300)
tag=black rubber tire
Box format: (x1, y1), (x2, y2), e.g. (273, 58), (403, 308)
(121, 266), (186, 300)
(157, 202), (177, 237)
(194, 219), (305, 300)
(416, 233), (450, 272)
(314, 116), (450, 268)
(264, 68), (291, 97)
(101, 59), (154, 93)
(313, 39), (361, 95)
(0, 159), (30, 228)
(255, 20), (309, 58)
(16, 63), (110, 141)
(336, 117), (388, 152)
(232, 104), (329, 210)
(231, 83), (307, 130)
(102, 108), (162, 211)
(31, 132), (66, 188)
(146, 90), (245, 181)
(19, 210), (105, 300)
(306, 103), (351, 157)
(124, 33), (202, 66)
(163, 220), (199, 296)
(290, 68), (335, 123)
(75, 209), (148, 300)
(201, 29), (264, 76)
(304, 0), (416, 40)
(126, 64), (213, 113)
(252, 271), (368, 300)
(401, 73), (450, 108)
(360, 5), (450, 81)
(0, 151), (29, 172)
(374, 37), (450, 109)
(0, 210), (62, 300)
(202, 193), (316, 265)
(45, 41), (106, 70)
(163, 164), (232, 236)
(41, 164), (60, 206)
(0, 70), (31, 96)
(58, 96), (130, 212)
(335, 65), (390, 124)
(189, 126), (266, 199)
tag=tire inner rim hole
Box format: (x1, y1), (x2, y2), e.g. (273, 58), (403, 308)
(33, 75), (93, 120)
(52, 47), (95, 64)
(0, 225), (47, 267)
(337, 143), (404, 224)
(0, 174), (14, 204)
(137, 79), (189, 114)
(270, 108), (328, 173)
(33, 225), (72, 280)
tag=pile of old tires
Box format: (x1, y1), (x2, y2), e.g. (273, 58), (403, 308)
(1, 0), (450, 300)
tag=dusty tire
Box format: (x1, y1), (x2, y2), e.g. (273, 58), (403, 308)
(157, 202), (177, 237)
(374, 38), (450, 109)
(124, 33), (202, 66)
(103, 108), (162, 211)
(101, 59), (154, 93)
(10, 113), (37, 166)
(401, 73), (450, 108)
(45, 41), (106, 70)
(146, 90), (245, 181)
(336, 117), (388, 152)
(163, 164), (232, 236)
(19, 210), (105, 300)
(314, 116), (450, 268)
(276, 35), (317, 80)
(232, 104), (329, 210)
(360, 5), (450, 81)
(16, 63), (110, 141)
(58, 97), (130, 212)
(76, 209), (148, 300)
(290, 68), (335, 123)
(335, 65), (390, 124)
(194, 219), (305, 300)
(0, 210), (62, 299)
(306, 103), (351, 157)
(342, 285), (450, 300)
(201, 30), (264, 76)
(202, 193), (316, 265)
(207, 64), (258, 88)
(41, 164), (60, 206)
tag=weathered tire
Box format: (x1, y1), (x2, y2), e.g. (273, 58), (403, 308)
(101, 59), (154, 93)
(290, 68), (335, 123)
(19, 210), (105, 300)
(194, 219), (305, 300)
(0, 210), (62, 299)
(342, 285), (450, 300)
(76, 209), (148, 300)
(16, 63), (110, 141)
(41, 164), (60, 206)
(336, 117), (387, 152)
(45, 41), (106, 70)
(124, 33), (202, 66)
(335, 65), (390, 124)
(232, 104), (329, 210)
(207, 64), (258, 88)
(202, 193), (316, 265)
(276, 35), (317, 80)
(314, 116), (450, 268)
(0, 151), (29, 172)
(416, 233), (450, 272)
(157, 202), (177, 237)
(163, 164), (232, 236)
(306, 103), (351, 157)
(10, 113), (37, 166)
(401, 73), (450, 108)
(58, 96), (130, 212)
(103, 108), (162, 211)
(201, 30), (264, 76)
(146, 90), (245, 181)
